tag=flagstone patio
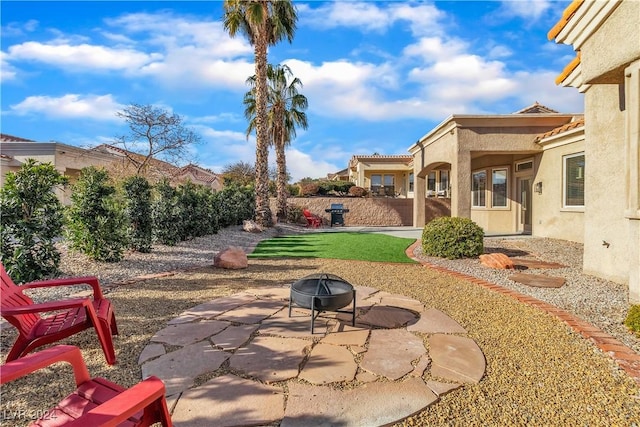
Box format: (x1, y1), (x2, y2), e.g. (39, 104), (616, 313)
(139, 284), (486, 426)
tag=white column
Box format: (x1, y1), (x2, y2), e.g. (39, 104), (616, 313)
(625, 59), (640, 302)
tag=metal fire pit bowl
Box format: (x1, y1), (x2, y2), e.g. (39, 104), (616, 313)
(289, 273), (356, 333)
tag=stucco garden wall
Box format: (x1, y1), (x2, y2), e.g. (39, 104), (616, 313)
(276, 197), (450, 227)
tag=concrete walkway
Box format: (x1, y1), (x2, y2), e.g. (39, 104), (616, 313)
(139, 284), (486, 426)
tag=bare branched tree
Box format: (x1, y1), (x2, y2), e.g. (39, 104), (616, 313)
(114, 104), (201, 175)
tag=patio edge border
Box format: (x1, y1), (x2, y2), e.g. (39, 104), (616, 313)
(405, 240), (640, 385)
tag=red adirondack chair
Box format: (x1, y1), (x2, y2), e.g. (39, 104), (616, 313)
(302, 209), (322, 228)
(0, 345), (172, 426)
(0, 263), (118, 365)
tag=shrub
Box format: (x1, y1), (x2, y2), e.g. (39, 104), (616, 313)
(175, 181), (214, 240)
(0, 159), (68, 283)
(333, 181), (355, 195)
(624, 305), (640, 337)
(287, 184), (300, 197)
(348, 186), (367, 197)
(300, 183), (319, 196)
(66, 167), (127, 262)
(122, 175), (153, 253)
(152, 179), (181, 246)
(317, 181), (334, 195)
(421, 217), (484, 259)
(286, 205), (304, 224)
(213, 184), (255, 228)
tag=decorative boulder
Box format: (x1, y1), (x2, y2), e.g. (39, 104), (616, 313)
(479, 253), (515, 269)
(214, 247), (248, 269)
(243, 220), (263, 233)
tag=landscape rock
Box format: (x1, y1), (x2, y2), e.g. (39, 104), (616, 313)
(214, 246), (248, 269)
(243, 219), (263, 233)
(479, 253), (515, 269)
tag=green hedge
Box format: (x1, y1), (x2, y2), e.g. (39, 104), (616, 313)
(422, 217), (484, 259)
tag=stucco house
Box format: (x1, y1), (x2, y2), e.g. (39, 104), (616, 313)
(548, 0), (640, 301)
(1, 137), (223, 204)
(1, 134), (119, 205)
(409, 104), (583, 235)
(347, 154), (414, 197)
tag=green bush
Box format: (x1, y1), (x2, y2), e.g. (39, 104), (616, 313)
(624, 305), (640, 337)
(66, 167), (127, 262)
(213, 184), (255, 228)
(122, 176), (153, 253)
(152, 179), (181, 246)
(0, 159), (68, 283)
(348, 186), (367, 197)
(333, 181), (355, 194)
(422, 217), (484, 259)
(287, 184), (300, 197)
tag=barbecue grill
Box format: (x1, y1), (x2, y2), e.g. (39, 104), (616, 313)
(324, 203), (349, 227)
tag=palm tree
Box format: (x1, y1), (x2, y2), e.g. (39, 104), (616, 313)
(245, 64), (308, 221)
(223, 0), (297, 227)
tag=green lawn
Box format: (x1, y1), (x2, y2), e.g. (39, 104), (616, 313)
(248, 232), (417, 263)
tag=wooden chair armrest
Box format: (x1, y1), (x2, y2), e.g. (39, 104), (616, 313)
(1, 298), (90, 316)
(63, 377), (171, 427)
(22, 276), (104, 299)
(0, 345), (90, 385)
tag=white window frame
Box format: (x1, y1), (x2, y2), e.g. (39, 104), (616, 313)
(491, 167), (509, 208)
(563, 152), (585, 209)
(472, 170), (487, 208)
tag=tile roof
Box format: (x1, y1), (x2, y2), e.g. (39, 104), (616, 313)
(555, 53), (581, 85)
(0, 133), (35, 142)
(535, 117), (585, 141)
(513, 102), (559, 114)
(548, 0), (584, 40)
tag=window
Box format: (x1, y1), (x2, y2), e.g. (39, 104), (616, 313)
(516, 160), (533, 172)
(427, 172), (436, 192)
(439, 170), (449, 196)
(472, 171), (486, 207)
(564, 153), (585, 207)
(492, 168), (508, 207)
(383, 174), (395, 196)
(370, 174), (382, 195)
(408, 173), (414, 192)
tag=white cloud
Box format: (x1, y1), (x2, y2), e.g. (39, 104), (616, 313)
(511, 70), (584, 113)
(499, 0), (554, 21)
(7, 41), (162, 72)
(1, 19), (39, 37)
(298, 2), (446, 37)
(0, 52), (17, 81)
(284, 148), (339, 182)
(9, 94), (123, 120)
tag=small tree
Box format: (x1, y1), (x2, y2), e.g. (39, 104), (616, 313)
(0, 159), (68, 283)
(222, 161), (256, 186)
(114, 104), (201, 176)
(66, 167), (128, 262)
(122, 175), (153, 253)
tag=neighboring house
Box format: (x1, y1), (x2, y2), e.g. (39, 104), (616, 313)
(548, 0), (640, 301)
(326, 168), (349, 182)
(1, 135), (119, 205)
(408, 104), (582, 235)
(91, 144), (222, 191)
(348, 154), (413, 197)
(0, 137), (224, 204)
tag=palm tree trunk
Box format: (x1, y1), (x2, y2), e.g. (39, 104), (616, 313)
(275, 132), (288, 221)
(253, 30), (273, 227)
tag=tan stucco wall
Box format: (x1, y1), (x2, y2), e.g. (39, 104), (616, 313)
(280, 197), (450, 227)
(580, 1), (640, 84)
(582, 84), (628, 284)
(532, 142), (585, 243)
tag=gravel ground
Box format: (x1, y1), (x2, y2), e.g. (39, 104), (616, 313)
(2, 225), (640, 426)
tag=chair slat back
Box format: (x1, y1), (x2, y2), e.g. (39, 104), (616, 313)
(1, 264), (41, 331)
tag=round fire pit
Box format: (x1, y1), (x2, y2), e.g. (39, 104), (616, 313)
(289, 273), (356, 333)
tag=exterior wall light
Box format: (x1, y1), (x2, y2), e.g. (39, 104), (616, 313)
(534, 182), (543, 194)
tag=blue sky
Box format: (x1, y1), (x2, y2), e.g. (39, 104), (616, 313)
(1, 0), (583, 182)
